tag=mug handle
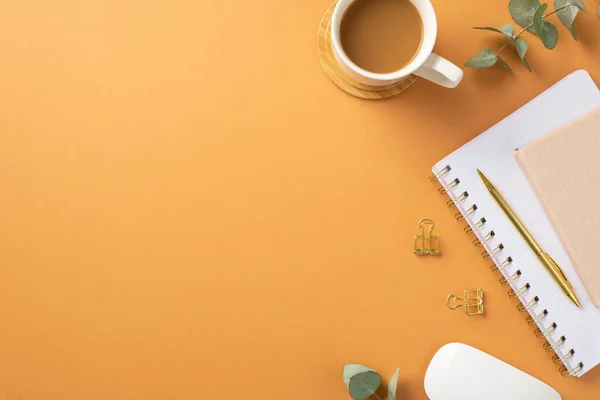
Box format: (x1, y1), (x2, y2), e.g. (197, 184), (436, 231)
(414, 53), (463, 88)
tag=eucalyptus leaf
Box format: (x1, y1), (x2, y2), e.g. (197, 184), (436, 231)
(349, 372), (381, 400)
(554, 0), (578, 24)
(509, 0), (541, 33)
(539, 21), (559, 48)
(597, 3), (600, 19)
(474, 24), (515, 39)
(465, 48), (498, 68)
(343, 365), (382, 400)
(533, 4), (559, 49)
(554, 0), (582, 40)
(388, 367), (400, 400)
(499, 23), (516, 37)
(533, 3), (548, 32)
(516, 39), (528, 58)
(516, 39), (532, 71)
(343, 364), (375, 387)
(568, 23), (577, 40)
(561, 0), (586, 12)
(497, 56), (512, 71)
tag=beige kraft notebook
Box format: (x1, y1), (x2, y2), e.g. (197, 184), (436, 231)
(516, 107), (600, 308)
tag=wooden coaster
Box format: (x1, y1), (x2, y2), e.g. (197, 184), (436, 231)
(317, 2), (417, 99)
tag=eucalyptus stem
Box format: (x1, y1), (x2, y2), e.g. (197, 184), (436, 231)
(495, 41), (511, 56)
(371, 393), (382, 400)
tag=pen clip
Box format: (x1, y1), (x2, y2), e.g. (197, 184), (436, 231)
(544, 253), (568, 282)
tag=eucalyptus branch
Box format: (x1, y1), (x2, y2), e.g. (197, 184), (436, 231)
(466, 0), (593, 72)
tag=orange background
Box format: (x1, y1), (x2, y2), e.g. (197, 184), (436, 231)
(1, 0), (600, 399)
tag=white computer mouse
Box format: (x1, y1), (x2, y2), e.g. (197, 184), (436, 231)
(424, 343), (561, 400)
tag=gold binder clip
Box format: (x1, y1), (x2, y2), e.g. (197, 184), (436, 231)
(413, 219), (440, 255)
(447, 289), (484, 315)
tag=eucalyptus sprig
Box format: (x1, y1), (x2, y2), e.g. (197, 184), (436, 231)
(343, 365), (400, 400)
(466, 0), (597, 72)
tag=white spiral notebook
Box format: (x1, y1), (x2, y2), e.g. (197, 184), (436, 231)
(431, 70), (600, 377)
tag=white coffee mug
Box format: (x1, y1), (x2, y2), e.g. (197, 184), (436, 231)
(331, 0), (463, 88)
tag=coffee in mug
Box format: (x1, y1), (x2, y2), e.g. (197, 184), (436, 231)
(330, 0), (463, 88)
(340, 0), (423, 74)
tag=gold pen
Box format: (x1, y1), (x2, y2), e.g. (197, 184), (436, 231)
(477, 169), (581, 308)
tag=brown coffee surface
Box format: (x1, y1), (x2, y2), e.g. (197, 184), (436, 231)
(340, 0), (423, 73)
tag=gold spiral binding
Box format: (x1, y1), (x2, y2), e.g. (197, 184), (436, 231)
(490, 256), (512, 272)
(438, 178), (459, 194)
(544, 336), (566, 351)
(456, 204), (477, 221)
(482, 243), (504, 259)
(560, 362), (583, 377)
(526, 309), (548, 325)
(447, 192), (468, 208)
(552, 349), (575, 365)
(500, 270), (521, 286)
(429, 165), (451, 182)
(465, 218), (486, 233)
(508, 283), (530, 298)
(517, 296), (539, 311)
(473, 231), (495, 246)
(534, 323), (557, 339)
